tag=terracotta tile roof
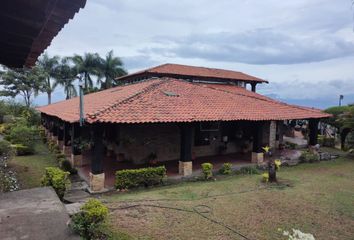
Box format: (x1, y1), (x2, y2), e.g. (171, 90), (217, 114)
(38, 78), (330, 124)
(116, 63), (268, 83)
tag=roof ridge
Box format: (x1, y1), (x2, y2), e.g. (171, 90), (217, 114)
(199, 84), (327, 116)
(88, 79), (167, 121)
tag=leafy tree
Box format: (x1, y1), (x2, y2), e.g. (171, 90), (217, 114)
(71, 53), (102, 92)
(37, 53), (60, 104)
(97, 50), (127, 89)
(325, 105), (354, 149)
(54, 58), (78, 99)
(0, 67), (45, 107)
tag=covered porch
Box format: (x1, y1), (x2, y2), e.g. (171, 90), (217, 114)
(40, 113), (321, 192)
(78, 152), (253, 188)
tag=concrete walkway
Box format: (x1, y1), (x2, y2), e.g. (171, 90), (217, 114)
(0, 187), (79, 240)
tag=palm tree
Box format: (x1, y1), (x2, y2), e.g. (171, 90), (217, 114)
(54, 58), (78, 100)
(37, 53), (60, 104)
(71, 53), (102, 92)
(98, 50), (127, 89)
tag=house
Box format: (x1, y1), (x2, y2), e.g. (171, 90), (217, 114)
(38, 63), (330, 192)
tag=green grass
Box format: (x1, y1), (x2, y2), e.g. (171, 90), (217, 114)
(9, 141), (58, 189)
(103, 153), (354, 240)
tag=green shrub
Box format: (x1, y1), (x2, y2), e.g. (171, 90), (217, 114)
(41, 167), (70, 199)
(237, 165), (260, 175)
(11, 144), (34, 156)
(201, 163), (213, 180)
(299, 151), (320, 163)
(0, 140), (15, 158)
(219, 163), (232, 175)
(71, 199), (109, 240)
(4, 123), (36, 154)
(115, 166), (166, 190)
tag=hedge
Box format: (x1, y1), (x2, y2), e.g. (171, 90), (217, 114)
(115, 166), (166, 190)
(41, 167), (70, 199)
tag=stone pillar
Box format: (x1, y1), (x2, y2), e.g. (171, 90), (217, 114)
(252, 121), (264, 164)
(308, 119), (319, 146)
(179, 124), (193, 176)
(89, 124), (105, 192)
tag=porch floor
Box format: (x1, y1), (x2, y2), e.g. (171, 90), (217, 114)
(78, 152), (253, 189)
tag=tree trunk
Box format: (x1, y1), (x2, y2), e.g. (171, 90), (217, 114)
(268, 160), (277, 182)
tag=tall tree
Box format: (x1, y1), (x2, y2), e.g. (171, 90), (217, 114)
(98, 50), (127, 89)
(37, 53), (60, 104)
(325, 105), (354, 149)
(71, 53), (102, 92)
(54, 58), (78, 100)
(0, 67), (45, 107)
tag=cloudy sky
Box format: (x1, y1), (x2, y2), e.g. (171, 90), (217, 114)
(38, 0), (354, 108)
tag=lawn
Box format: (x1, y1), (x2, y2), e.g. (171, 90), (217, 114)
(103, 153), (354, 240)
(9, 141), (57, 189)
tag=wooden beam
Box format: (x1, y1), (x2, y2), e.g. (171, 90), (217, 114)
(308, 119), (319, 146)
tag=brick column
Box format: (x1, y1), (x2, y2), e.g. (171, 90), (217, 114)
(179, 124), (193, 176)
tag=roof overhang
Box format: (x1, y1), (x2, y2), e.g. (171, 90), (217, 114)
(0, 0), (86, 68)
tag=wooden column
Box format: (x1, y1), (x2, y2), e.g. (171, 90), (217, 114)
(63, 122), (71, 146)
(308, 119), (319, 146)
(63, 122), (71, 156)
(252, 122), (264, 153)
(71, 123), (80, 154)
(57, 121), (64, 141)
(251, 83), (257, 92)
(89, 124), (105, 192)
(179, 124), (193, 176)
(91, 124), (104, 174)
(252, 121), (264, 163)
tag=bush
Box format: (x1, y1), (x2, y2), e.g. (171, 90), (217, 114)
(201, 163), (213, 180)
(0, 140), (15, 159)
(299, 151), (320, 163)
(261, 172), (269, 183)
(71, 199), (109, 240)
(11, 144), (34, 156)
(219, 163), (232, 175)
(4, 123), (36, 154)
(115, 166), (166, 190)
(41, 167), (70, 199)
(237, 165), (260, 175)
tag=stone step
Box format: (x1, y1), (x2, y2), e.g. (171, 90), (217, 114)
(70, 181), (88, 191)
(63, 189), (90, 203)
(65, 202), (85, 216)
